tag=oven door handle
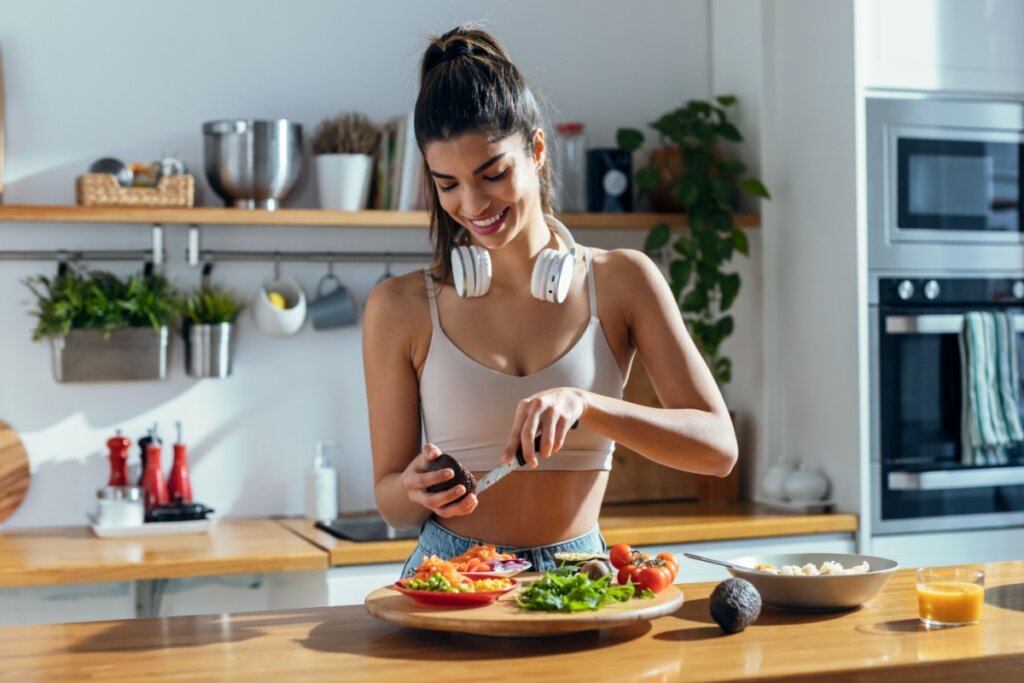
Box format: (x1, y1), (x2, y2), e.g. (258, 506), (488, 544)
(885, 314), (1024, 334)
(888, 466), (1024, 490)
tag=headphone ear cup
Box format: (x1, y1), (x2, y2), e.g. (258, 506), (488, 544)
(451, 245), (469, 298)
(473, 247), (492, 296)
(552, 253), (575, 303)
(531, 248), (557, 300)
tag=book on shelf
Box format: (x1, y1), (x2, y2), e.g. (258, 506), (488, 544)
(371, 112), (426, 212)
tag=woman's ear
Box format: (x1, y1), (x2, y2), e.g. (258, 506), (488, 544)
(531, 128), (547, 172)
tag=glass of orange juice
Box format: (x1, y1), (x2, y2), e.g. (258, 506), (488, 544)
(916, 567), (985, 627)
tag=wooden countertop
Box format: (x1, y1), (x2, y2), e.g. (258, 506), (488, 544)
(278, 502), (859, 567)
(0, 518), (327, 587)
(3, 561), (1021, 682)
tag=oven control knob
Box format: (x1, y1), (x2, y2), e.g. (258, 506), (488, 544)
(897, 280), (915, 301)
(1014, 281), (1024, 299)
(923, 280), (941, 300)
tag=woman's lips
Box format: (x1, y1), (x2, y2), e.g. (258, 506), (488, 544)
(467, 207), (509, 236)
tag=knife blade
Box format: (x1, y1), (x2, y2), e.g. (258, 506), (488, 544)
(475, 421), (579, 495)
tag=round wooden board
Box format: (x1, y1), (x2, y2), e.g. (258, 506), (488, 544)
(364, 577), (684, 638)
(0, 420), (30, 523)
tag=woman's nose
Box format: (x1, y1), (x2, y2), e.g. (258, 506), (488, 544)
(460, 187), (492, 218)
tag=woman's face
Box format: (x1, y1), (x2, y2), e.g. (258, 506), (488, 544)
(423, 130), (545, 249)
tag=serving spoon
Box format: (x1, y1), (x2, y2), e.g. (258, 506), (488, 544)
(682, 552), (753, 572)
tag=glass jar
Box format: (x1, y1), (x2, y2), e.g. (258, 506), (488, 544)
(555, 122), (586, 213)
(96, 486), (145, 527)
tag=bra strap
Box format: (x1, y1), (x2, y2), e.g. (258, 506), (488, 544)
(584, 248), (598, 320)
(423, 269), (441, 329)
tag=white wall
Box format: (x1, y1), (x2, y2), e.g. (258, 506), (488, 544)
(0, 0), (765, 528)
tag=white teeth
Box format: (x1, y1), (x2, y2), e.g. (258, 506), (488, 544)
(470, 209), (505, 227)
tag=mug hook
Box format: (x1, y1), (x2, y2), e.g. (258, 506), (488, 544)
(326, 253), (335, 277)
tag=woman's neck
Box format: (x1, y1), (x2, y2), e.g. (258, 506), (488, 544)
(484, 208), (560, 291)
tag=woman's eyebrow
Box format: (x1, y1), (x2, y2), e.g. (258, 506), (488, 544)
(429, 153), (508, 179)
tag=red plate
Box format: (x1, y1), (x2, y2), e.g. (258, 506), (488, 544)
(393, 577), (517, 607)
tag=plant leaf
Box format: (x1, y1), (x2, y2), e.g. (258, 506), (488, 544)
(669, 260), (692, 293)
(716, 95), (737, 107)
(733, 228), (749, 256)
(740, 178), (771, 199)
(714, 357), (732, 384)
(720, 273), (741, 311)
(719, 123), (742, 142)
(617, 128), (645, 152)
(681, 288), (707, 313)
(645, 223), (670, 251)
(672, 235), (695, 258)
(636, 166), (659, 192)
(715, 315), (735, 337)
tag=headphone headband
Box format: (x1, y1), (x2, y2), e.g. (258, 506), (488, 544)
(544, 214), (576, 261)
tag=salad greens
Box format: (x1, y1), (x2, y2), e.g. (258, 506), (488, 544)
(516, 566), (653, 613)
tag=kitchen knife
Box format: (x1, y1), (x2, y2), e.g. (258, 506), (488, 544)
(475, 421), (579, 495)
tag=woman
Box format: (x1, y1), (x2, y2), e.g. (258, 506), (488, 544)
(363, 25), (737, 576)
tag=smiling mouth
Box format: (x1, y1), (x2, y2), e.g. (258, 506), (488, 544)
(466, 207), (509, 235)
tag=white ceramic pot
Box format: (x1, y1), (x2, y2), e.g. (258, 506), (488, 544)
(783, 464), (831, 503)
(253, 275), (307, 336)
(759, 458), (796, 500)
(315, 154), (373, 211)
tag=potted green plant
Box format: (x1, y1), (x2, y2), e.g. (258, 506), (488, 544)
(312, 111), (381, 211)
(180, 284), (244, 379)
(24, 264), (178, 382)
(618, 95), (770, 386)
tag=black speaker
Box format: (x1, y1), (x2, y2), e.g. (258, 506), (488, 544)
(586, 148), (633, 212)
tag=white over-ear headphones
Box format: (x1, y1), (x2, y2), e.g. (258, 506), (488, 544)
(451, 214), (577, 303)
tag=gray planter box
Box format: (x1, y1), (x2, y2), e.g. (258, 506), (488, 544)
(50, 327), (169, 382)
(183, 322), (234, 379)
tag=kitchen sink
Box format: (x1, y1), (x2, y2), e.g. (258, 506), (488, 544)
(315, 515), (419, 542)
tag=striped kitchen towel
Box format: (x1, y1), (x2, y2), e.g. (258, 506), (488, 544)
(959, 311), (1024, 465)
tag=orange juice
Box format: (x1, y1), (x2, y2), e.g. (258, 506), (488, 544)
(917, 581), (984, 624)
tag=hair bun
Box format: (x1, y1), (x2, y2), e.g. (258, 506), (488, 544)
(441, 42), (474, 62)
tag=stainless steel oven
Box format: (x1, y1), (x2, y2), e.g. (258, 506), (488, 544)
(867, 94), (1024, 273)
(870, 276), (1024, 533)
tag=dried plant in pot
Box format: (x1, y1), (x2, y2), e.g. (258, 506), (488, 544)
(179, 284), (244, 379)
(23, 264), (178, 382)
(312, 111), (381, 210)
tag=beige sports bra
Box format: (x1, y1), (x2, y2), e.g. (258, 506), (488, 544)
(418, 248), (624, 472)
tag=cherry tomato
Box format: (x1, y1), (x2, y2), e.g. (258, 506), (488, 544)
(609, 543), (633, 569)
(637, 565), (672, 593)
(617, 564), (641, 586)
(657, 553), (678, 577)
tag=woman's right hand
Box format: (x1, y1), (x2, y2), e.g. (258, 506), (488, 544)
(400, 444), (479, 518)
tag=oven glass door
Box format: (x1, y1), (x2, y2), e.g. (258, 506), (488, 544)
(879, 306), (1024, 522)
(897, 136), (1022, 233)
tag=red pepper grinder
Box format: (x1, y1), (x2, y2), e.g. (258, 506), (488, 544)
(106, 430), (131, 486)
(168, 421), (193, 504)
(141, 440), (169, 513)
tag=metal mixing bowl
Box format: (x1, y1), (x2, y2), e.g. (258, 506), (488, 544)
(202, 119), (304, 210)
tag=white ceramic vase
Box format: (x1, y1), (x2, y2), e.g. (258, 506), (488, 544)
(760, 458), (796, 500)
(783, 464), (831, 503)
(315, 154), (373, 210)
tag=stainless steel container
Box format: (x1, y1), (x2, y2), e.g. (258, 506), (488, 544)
(202, 119), (304, 210)
(51, 327), (169, 382)
(184, 322), (234, 379)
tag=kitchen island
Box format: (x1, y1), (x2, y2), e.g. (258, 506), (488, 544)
(2, 561), (1021, 682)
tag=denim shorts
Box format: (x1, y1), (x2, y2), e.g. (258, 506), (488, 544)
(400, 517), (607, 578)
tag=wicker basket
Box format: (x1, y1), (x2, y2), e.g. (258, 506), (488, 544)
(75, 173), (195, 207)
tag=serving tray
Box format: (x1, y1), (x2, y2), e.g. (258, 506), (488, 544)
(364, 574), (684, 637)
(87, 515), (214, 538)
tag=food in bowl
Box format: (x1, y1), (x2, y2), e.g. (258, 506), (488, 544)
(755, 560), (870, 576)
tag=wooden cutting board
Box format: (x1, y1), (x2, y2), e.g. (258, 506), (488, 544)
(0, 420), (30, 523)
(364, 578), (684, 637)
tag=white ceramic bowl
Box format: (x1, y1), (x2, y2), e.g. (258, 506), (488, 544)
(726, 552), (899, 611)
(253, 275), (307, 336)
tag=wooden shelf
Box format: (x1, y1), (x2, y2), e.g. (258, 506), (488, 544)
(0, 205), (760, 230)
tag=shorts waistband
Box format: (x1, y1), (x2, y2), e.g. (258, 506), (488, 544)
(424, 517), (600, 553)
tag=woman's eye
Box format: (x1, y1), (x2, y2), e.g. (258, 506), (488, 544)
(438, 183), (457, 193)
(484, 168), (510, 182)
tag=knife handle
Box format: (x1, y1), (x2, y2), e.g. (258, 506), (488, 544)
(514, 420), (579, 465)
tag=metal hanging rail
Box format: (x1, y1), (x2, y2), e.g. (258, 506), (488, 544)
(194, 250), (432, 265)
(0, 250), (157, 262)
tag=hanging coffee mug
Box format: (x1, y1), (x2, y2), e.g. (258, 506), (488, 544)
(253, 255), (307, 337)
(308, 261), (357, 330)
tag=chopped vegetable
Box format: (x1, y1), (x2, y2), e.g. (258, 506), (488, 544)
(403, 572), (511, 593)
(447, 544), (518, 572)
(411, 556), (469, 587)
(516, 566), (642, 613)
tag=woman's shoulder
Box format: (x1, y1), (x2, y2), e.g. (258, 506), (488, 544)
(586, 246), (662, 288)
(363, 269), (433, 337)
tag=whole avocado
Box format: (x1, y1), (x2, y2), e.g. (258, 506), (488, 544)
(425, 453), (477, 503)
(709, 578), (761, 633)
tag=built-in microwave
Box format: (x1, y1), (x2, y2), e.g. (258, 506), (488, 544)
(867, 93), (1024, 273)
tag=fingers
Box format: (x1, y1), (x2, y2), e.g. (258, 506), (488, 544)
(411, 483), (468, 510)
(537, 410), (558, 460)
(419, 443), (442, 465)
(520, 409), (542, 468)
(502, 401), (529, 465)
(434, 493), (478, 519)
(409, 467), (454, 490)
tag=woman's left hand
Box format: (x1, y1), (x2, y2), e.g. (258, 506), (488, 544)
(501, 387), (589, 468)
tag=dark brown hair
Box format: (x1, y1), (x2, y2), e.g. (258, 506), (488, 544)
(415, 25), (554, 282)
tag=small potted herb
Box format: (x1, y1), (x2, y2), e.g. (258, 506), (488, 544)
(312, 111), (381, 211)
(179, 285), (244, 379)
(24, 264), (178, 382)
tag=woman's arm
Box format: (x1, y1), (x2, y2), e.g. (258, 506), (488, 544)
(502, 249), (737, 476)
(363, 277), (478, 529)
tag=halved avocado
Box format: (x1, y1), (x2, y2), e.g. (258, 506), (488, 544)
(709, 578), (762, 633)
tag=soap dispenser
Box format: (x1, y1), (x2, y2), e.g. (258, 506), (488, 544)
(305, 442), (338, 521)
